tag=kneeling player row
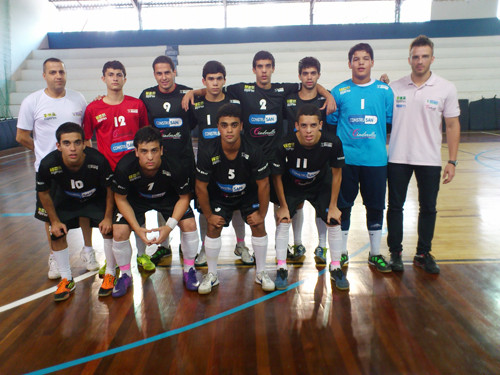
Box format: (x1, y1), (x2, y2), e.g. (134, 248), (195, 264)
(37, 103), (347, 302)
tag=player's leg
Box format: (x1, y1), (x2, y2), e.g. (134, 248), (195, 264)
(232, 210), (254, 264)
(177, 208), (200, 291)
(111, 211), (137, 297)
(386, 163), (413, 271)
(314, 215), (328, 264)
(289, 202), (306, 259)
(360, 166), (391, 273)
(195, 213), (207, 267)
(35, 194), (60, 279)
(79, 217), (100, 271)
(338, 165), (360, 267)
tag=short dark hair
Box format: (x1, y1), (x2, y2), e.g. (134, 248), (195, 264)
(102, 60), (126, 77)
(152, 55), (176, 71)
(348, 43), (374, 62)
(298, 56), (321, 75)
(133, 126), (162, 148)
(56, 122), (84, 143)
(253, 51), (275, 68)
(202, 60), (226, 79)
(216, 103), (241, 123)
(410, 35), (434, 55)
(296, 104), (322, 122)
(43, 58), (64, 72)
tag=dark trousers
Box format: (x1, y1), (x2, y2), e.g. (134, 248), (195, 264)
(386, 162), (441, 254)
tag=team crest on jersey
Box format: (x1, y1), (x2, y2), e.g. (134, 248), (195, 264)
(211, 155), (220, 165)
(321, 142), (332, 148)
(72, 111), (83, 117)
(127, 109), (138, 113)
(286, 99), (297, 107)
(95, 113), (107, 123)
(128, 172), (140, 182)
(241, 152), (250, 160)
(425, 99), (439, 111)
(283, 142), (294, 150)
(377, 85), (389, 90)
(194, 101), (205, 109)
(43, 112), (57, 120)
(275, 87), (284, 93)
(145, 91), (156, 98)
(244, 85), (255, 92)
(162, 170), (171, 176)
(396, 96), (406, 108)
(180, 90), (190, 94)
(49, 166), (62, 175)
(87, 164), (98, 170)
(339, 86), (351, 95)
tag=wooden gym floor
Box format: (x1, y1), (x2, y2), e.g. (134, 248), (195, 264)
(0, 131), (499, 374)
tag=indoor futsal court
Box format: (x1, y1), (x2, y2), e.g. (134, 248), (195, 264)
(0, 131), (499, 374)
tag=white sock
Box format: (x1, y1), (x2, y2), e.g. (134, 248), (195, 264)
(157, 212), (170, 247)
(82, 245), (93, 253)
(53, 248), (72, 280)
(232, 210), (246, 244)
(292, 208), (303, 245)
(135, 228), (146, 256)
(103, 238), (116, 276)
(198, 214), (208, 242)
(275, 222), (290, 264)
(342, 230), (349, 254)
(204, 236), (221, 275)
(181, 230), (199, 272)
(252, 235), (268, 273)
(316, 217), (327, 248)
(369, 230), (382, 256)
(328, 226), (342, 263)
(112, 239), (132, 276)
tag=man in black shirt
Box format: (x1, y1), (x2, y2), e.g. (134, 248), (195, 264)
(196, 104), (273, 294)
(272, 104), (349, 291)
(36, 122), (114, 301)
(191, 61), (253, 267)
(111, 127), (200, 297)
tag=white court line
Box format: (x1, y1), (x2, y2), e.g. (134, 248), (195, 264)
(0, 270), (98, 313)
(480, 131), (500, 137)
(0, 150), (30, 160)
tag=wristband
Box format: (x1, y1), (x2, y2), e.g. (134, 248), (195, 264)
(166, 217), (178, 230)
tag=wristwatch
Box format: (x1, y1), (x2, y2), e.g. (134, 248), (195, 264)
(448, 160), (458, 167)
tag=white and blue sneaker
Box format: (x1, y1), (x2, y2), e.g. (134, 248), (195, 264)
(198, 272), (219, 295)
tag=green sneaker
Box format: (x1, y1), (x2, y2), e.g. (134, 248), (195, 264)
(340, 253), (349, 268)
(368, 254), (392, 273)
(98, 260), (107, 278)
(137, 254), (155, 272)
(54, 278), (76, 302)
(150, 245), (172, 265)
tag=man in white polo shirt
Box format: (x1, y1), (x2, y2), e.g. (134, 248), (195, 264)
(16, 57), (99, 279)
(387, 35), (460, 274)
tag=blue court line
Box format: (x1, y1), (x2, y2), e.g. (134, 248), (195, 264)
(0, 213), (32, 217)
(474, 148), (500, 172)
(27, 269), (327, 375)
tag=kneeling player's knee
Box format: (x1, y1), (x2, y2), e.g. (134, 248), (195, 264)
(113, 224), (130, 241)
(179, 218), (197, 232)
(250, 223), (266, 237)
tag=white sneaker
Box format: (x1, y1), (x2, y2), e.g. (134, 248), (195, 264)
(48, 253), (61, 280)
(234, 243), (255, 264)
(195, 245), (207, 267)
(80, 248), (100, 271)
(255, 271), (275, 292)
(198, 272), (219, 295)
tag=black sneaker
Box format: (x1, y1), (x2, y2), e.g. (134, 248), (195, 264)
(340, 252), (349, 268)
(150, 245), (172, 265)
(413, 253), (440, 274)
(390, 252), (404, 272)
(368, 254), (392, 273)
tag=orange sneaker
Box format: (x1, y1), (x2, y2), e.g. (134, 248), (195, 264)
(98, 274), (116, 297)
(54, 278), (75, 302)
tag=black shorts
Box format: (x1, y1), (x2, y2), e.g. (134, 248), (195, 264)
(34, 183), (57, 222)
(209, 191), (260, 227)
(338, 165), (387, 211)
(113, 198), (194, 226)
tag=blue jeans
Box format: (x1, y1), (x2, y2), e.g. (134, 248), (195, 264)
(386, 163), (441, 254)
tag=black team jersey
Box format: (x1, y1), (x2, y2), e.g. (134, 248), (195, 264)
(273, 132), (345, 191)
(112, 151), (190, 205)
(196, 137), (270, 201)
(139, 84), (194, 167)
(284, 93), (329, 135)
(225, 82), (299, 161)
(36, 147), (113, 204)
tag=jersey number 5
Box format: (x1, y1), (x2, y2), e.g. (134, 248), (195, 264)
(228, 169), (235, 179)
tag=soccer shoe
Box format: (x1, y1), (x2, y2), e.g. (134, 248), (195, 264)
(98, 261), (107, 278)
(183, 268), (200, 291)
(368, 254), (392, 273)
(330, 268), (350, 291)
(98, 274), (117, 297)
(198, 272), (219, 295)
(48, 253), (61, 280)
(54, 278), (75, 302)
(314, 246), (327, 264)
(80, 248), (100, 271)
(413, 253), (440, 274)
(112, 274), (133, 298)
(137, 254), (155, 272)
(234, 243), (255, 264)
(340, 252), (349, 268)
(287, 244), (306, 260)
(150, 245), (172, 265)
(390, 252), (404, 272)
(275, 268), (288, 290)
(195, 245), (207, 267)
(255, 271), (275, 292)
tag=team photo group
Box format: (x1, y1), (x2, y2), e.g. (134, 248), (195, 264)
(16, 34), (460, 302)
